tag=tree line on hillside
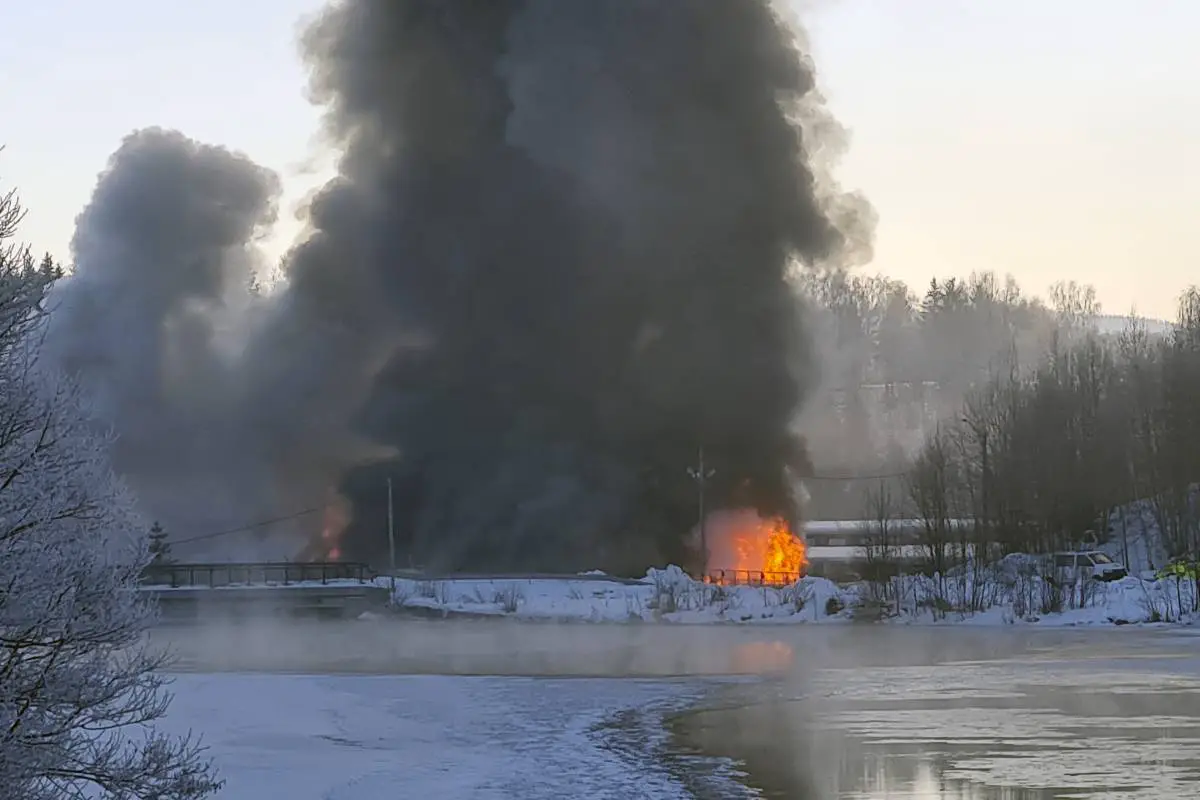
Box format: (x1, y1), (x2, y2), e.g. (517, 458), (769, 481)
(859, 285), (1200, 615)
(798, 269), (1090, 394)
(795, 268), (1111, 516)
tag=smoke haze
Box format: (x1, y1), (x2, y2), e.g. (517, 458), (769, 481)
(50, 0), (870, 571)
(49, 130), (299, 554)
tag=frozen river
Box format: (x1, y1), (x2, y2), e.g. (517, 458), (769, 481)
(674, 627), (1200, 798)
(153, 620), (1200, 798)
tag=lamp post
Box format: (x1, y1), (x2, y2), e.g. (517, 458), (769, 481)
(687, 445), (716, 576)
(386, 477), (396, 574)
(385, 477), (397, 603)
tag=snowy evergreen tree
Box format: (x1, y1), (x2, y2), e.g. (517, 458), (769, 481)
(148, 521), (174, 565)
(0, 182), (221, 798)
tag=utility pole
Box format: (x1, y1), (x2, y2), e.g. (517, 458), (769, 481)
(687, 445), (716, 576)
(386, 477), (397, 601)
(386, 477), (396, 574)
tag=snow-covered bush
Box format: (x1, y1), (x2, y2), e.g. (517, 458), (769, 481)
(779, 582), (810, 613)
(1138, 573), (1197, 623)
(646, 565), (694, 614)
(494, 583), (523, 613)
(0, 188), (221, 798)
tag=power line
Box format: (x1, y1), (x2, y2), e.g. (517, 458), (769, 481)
(171, 507), (323, 546)
(804, 471), (910, 482)
(167, 470), (907, 548)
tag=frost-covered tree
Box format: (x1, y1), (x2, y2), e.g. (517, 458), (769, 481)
(0, 181), (221, 798)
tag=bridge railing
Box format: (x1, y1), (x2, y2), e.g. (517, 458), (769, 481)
(703, 568), (802, 587)
(140, 562), (373, 589)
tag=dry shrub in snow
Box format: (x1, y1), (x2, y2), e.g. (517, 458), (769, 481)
(494, 584), (523, 613)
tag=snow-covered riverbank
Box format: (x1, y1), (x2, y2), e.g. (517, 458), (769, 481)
(380, 563), (1198, 628)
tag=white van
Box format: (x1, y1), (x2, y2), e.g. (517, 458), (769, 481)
(1051, 551), (1128, 582)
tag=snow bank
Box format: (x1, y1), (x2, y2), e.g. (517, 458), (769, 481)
(379, 560), (1199, 628)
(854, 555), (1199, 627)
(382, 567), (849, 624)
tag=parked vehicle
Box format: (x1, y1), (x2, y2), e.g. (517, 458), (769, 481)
(1049, 551), (1128, 582)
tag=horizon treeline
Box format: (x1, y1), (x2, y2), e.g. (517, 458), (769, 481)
(798, 268), (1200, 567)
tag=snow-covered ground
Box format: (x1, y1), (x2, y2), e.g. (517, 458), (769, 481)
(381, 562), (1199, 628)
(386, 566), (845, 624)
(159, 673), (739, 800)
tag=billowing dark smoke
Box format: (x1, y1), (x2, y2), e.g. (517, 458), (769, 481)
(53, 0), (869, 571)
(304, 0), (862, 571)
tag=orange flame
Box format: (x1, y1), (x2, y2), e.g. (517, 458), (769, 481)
(704, 510), (807, 584)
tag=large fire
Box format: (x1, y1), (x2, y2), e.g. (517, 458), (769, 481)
(702, 510), (807, 584)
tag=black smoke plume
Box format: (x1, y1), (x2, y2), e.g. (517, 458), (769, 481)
(54, 0), (870, 572)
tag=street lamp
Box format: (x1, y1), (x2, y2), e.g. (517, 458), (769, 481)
(386, 476), (396, 574)
(687, 445), (716, 576)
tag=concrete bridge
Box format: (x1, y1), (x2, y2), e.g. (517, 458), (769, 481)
(139, 562), (391, 620)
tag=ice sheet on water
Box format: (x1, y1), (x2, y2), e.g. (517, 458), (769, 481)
(161, 672), (739, 800)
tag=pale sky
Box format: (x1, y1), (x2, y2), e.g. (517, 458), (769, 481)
(1, 0), (1195, 320)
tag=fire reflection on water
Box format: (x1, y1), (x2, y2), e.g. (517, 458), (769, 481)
(731, 640), (795, 674)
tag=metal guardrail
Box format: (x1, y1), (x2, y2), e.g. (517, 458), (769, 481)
(382, 570), (651, 587)
(704, 568), (803, 587)
(140, 562), (373, 588)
